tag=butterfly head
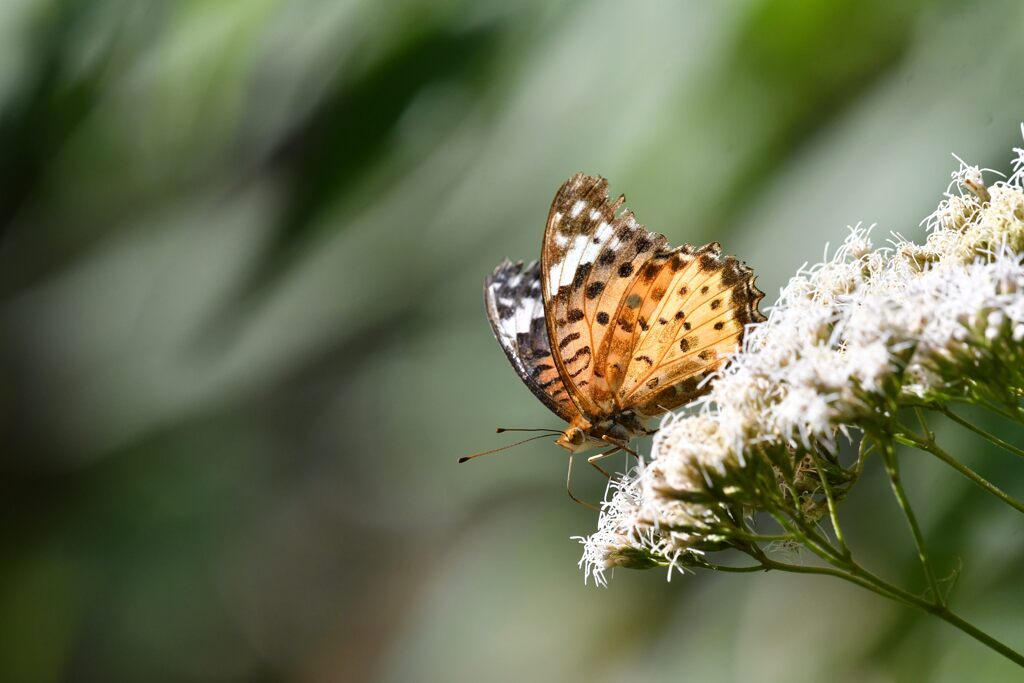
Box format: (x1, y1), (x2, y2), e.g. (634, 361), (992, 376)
(555, 425), (588, 453)
(555, 416), (602, 453)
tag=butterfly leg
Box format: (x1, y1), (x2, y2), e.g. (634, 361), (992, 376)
(586, 446), (621, 479)
(566, 455), (599, 511)
(601, 435), (640, 460)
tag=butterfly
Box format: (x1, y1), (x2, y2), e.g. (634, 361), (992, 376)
(476, 174), (764, 499)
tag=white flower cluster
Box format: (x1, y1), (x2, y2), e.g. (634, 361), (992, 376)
(579, 140), (1024, 584)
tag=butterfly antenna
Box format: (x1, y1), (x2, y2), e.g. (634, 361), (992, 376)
(458, 434), (553, 463)
(495, 427), (561, 434)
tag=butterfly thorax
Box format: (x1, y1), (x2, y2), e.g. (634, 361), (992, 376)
(555, 412), (648, 454)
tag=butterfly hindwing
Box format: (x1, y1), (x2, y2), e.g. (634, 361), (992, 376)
(616, 243), (765, 415)
(485, 259), (581, 423)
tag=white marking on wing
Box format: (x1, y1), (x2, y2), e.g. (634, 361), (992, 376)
(514, 297), (536, 335)
(547, 261), (562, 293)
(580, 222), (611, 266)
(559, 235), (591, 287)
(570, 200), (585, 218)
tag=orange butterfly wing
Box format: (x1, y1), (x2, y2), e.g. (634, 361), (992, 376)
(540, 174), (763, 421)
(614, 243), (765, 415)
(540, 174), (669, 419)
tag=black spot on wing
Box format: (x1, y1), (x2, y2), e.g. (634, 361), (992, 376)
(564, 345), (591, 365)
(558, 331), (581, 350)
(572, 262), (593, 289)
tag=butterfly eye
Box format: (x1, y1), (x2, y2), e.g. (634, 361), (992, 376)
(569, 428), (585, 445)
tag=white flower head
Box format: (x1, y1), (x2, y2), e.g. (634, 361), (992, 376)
(578, 134), (1024, 584)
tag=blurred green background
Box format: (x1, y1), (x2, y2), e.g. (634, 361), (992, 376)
(3, 1), (1024, 681)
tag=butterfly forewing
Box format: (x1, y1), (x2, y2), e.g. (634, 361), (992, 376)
(540, 174), (765, 422)
(485, 259), (582, 422)
(540, 174), (670, 418)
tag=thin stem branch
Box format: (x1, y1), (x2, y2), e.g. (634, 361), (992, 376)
(662, 524), (791, 544)
(761, 557), (1024, 667)
(768, 510), (845, 568)
(880, 438), (942, 604)
(759, 557), (914, 607)
(700, 560), (765, 573)
(809, 449), (850, 558)
(935, 610), (1024, 667)
(855, 435), (873, 477)
(938, 406), (1024, 460)
(914, 407), (934, 441)
(916, 395), (1024, 426)
(896, 429), (1024, 514)
(974, 395), (1024, 426)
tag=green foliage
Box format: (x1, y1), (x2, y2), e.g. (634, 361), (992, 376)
(2, 0), (1024, 680)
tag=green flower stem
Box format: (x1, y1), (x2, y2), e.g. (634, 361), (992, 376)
(914, 407), (934, 441)
(760, 557), (1024, 667)
(934, 610), (1024, 668)
(937, 406), (1024, 460)
(700, 560), (766, 573)
(915, 395), (1024, 427)
(854, 436), (873, 477)
(741, 494), (1024, 666)
(742, 525), (914, 608)
(760, 556), (918, 606)
(895, 429), (1024, 514)
(809, 449), (850, 558)
(760, 557), (911, 604)
(880, 439), (942, 604)
(661, 524), (791, 544)
(972, 395), (1024, 426)
(768, 511), (848, 568)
